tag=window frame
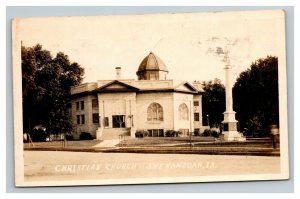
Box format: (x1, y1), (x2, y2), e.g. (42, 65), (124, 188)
(104, 117), (109, 127)
(179, 103), (189, 120)
(92, 113), (99, 124)
(194, 113), (200, 121)
(76, 102), (80, 110)
(92, 99), (98, 108)
(147, 102), (163, 121)
(81, 114), (85, 124)
(80, 101), (84, 110)
(193, 101), (199, 106)
(76, 115), (80, 124)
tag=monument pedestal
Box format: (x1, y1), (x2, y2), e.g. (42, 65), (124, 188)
(222, 111), (246, 141)
(222, 131), (246, 141)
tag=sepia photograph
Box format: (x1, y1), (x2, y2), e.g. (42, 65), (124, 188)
(12, 9), (289, 186)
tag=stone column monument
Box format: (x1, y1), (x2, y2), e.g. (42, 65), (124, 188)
(222, 48), (246, 141)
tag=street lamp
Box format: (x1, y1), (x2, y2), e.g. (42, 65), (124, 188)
(206, 114), (210, 127)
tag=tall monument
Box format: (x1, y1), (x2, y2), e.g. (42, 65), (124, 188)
(222, 48), (246, 141)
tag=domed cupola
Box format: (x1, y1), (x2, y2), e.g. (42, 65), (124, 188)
(136, 52), (169, 80)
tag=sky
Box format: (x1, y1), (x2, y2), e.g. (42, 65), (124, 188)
(16, 10), (285, 84)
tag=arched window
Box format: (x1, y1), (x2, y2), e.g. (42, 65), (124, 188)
(147, 103), (163, 121)
(179, 103), (189, 120)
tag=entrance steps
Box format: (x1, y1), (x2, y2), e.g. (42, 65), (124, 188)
(102, 128), (130, 140)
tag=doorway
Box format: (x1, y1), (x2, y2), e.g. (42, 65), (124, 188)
(112, 115), (125, 128)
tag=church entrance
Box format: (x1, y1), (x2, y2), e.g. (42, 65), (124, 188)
(112, 115), (126, 128)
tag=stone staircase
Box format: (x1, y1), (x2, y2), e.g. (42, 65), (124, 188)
(101, 128), (130, 140)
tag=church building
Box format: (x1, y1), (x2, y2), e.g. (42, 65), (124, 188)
(70, 52), (206, 140)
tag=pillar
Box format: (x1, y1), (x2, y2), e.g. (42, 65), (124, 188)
(222, 50), (246, 141)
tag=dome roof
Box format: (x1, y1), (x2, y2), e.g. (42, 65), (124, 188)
(137, 52), (168, 74)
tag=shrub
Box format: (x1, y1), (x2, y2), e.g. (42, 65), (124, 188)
(135, 130), (148, 138)
(65, 133), (74, 140)
(135, 131), (141, 138)
(211, 129), (220, 138)
(79, 132), (93, 140)
(210, 127), (220, 138)
(165, 130), (180, 137)
(30, 129), (48, 142)
(202, 128), (221, 138)
(165, 130), (173, 137)
(194, 130), (200, 136)
(202, 129), (210, 137)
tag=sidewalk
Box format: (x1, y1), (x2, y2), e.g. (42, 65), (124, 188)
(93, 139), (119, 148)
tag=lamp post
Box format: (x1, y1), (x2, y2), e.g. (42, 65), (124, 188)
(206, 114), (210, 127)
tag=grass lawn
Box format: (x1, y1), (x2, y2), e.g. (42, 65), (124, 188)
(23, 136), (275, 152)
(24, 139), (102, 149)
(119, 136), (216, 146)
(118, 136), (273, 148)
(23, 137), (278, 156)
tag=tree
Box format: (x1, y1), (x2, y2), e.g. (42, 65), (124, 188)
(22, 44), (52, 133)
(233, 56), (278, 136)
(201, 78), (225, 127)
(22, 44), (84, 135)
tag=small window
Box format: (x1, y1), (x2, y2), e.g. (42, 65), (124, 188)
(104, 117), (109, 127)
(92, 99), (98, 108)
(76, 102), (80, 110)
(81, 115), (85, 124)
(149, 73), (156, 80)
(93, 113), (99, 123)
(194, 113), (199, 121)
(193, 101), (199, 106)
(148, 129), (164, 137)
(77, 115), (80, 124)
(81, 101), (84, 110)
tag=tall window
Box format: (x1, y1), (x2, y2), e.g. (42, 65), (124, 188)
(179, 103), (189, 120)
(194, 113), (199, 121)
(92, 99), (98, 108)
(104, 117), (109, 127)
(76, 102), (80, 110)
(147, 103), (163, 121)
(80, 101), (84, 110)
(81, 115), (85, 124)
(93, 113), (99, 123)
(77, 114), (85, 124)
(77, 115), (80, 124)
